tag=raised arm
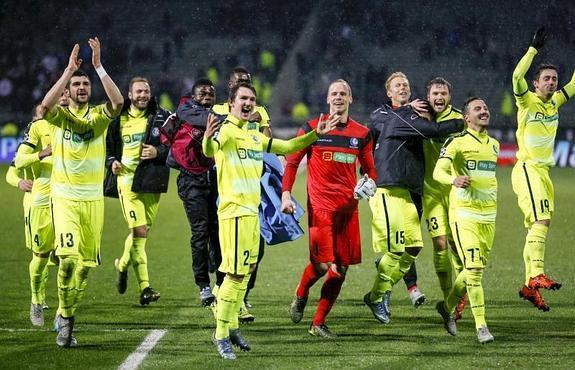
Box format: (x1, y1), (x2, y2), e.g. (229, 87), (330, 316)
(202, 113), (224, 157)
(41, 44), (81, 114)
(512, 28), (547, 96)
(89, 37), (123, 117)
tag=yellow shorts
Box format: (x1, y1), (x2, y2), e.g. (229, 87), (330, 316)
(118, 184), (161, 229)
(28, 205), (55, 255)
(423, 189), (451, 238)
(218, 215), (259, 275)
(511, 162), (554, 228)
(369, 187), (423, 254)
(52, 197), (104, 267)
(23, 193), (32, 249)
(451, 220), (494, 269)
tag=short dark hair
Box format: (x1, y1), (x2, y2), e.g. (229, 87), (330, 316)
(129, 76), (150, 91)
(533, 63), (558, 81)
(229, 82), (257, 102)
(231, 66), (250, 77)
(67, 70), (90, 88)
(192, 78), (214, 93)
(426, 77), (452, 94)
(462, 96), (483, 115)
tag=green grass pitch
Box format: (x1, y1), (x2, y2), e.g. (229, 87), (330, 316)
(0, 165), (574, 369)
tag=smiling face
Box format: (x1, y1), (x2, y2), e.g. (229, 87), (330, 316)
(192, 85), (215, 108)
(129, 81), (151, 110)
(229, 86), (256, 121)
(533, 68), (558, 100)
(427, 83), (451, 114)
(69, 76), (91, 105)
(386, 76), (411, 106)
(326, 81), (352, 116)
(464, 98), (490, 130)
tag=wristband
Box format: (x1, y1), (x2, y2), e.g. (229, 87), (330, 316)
(95, 65), (108, 78)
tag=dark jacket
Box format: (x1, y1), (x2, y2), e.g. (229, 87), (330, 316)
(104, 97), (171, 197)
(369, 104), (464, 194)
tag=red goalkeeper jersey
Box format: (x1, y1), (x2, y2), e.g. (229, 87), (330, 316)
(282, 115), (377, 214)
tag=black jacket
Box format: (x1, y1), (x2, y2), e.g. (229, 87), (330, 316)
(369, 104), (464, 194)
(104, 97), (171, 197)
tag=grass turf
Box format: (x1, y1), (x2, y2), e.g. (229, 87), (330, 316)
(0, 165), (574, 369)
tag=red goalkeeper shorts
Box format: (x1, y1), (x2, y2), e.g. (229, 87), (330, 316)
(308, 209), (361, 266)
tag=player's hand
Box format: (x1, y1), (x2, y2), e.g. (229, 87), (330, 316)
(66, 44), (82, 72)
(141, 144), (158, 160)
(18, 179), (33, 192)
(453, 175), (471, 188)
(409, 99), (431, 119)
(111, 160), (123, 175)
(281, 191), (296, 214)
(248, 111), (262, 123)
(204, 113), (222, 139)
(531, 27), (547, 50)
(88, 37), (102, 68)
(353, 174), (377, 200)
(316, 113), (338, 135)
(38, 144), (52, 160)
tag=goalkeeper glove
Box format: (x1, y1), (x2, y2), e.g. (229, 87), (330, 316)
(354, 174), (376, 200)
(531, 27), (547, 50)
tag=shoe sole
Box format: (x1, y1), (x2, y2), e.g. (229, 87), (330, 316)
(412, 295), (426, 308)
(239, 316), (255, 323)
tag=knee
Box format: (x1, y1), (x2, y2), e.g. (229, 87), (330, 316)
(132, 226), (148, 238)
(249, 263), (257, 275)
(334, 264), (348, 277)
(314, 263), (330, 276)
(535, 219), (551, 227)
(432, 236), (447, 251)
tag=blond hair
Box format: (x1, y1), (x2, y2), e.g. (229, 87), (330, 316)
(385, 72), (408, 92)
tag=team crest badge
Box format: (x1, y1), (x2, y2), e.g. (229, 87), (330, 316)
(350, 137), (359, 148)
(252, 135), (260, 144)
(152, 127), (160, 137)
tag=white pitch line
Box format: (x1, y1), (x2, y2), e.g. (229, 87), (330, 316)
(118, 329), (167, 370)
(0, 327), (152, 332)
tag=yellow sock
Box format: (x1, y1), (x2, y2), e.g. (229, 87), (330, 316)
(390, 252), (417, 285)
(230, 274), (250, 330)
(215, 277), (240, 340)
(131, 237), (149, 291)
(72, 265), (90, 316)
(466, 269), (486, 329)
(29, 256), (49, 304)
(433, 249), (452, 300)
(118, 234), (133, 271)
(57, 257), (78, 318)
(446, 269), (467, 313)
(525, 223), (548, 284)
(370, 253), (400, 302)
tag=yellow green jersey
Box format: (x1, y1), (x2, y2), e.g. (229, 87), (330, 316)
(512, 46), (575, 167)
(434, 128), (499, 223)
(423, 105), (464, 196)
(212, 103), (270, 131)
(45, 104), (114, 201)
(117, 106), (147, 188)
(202, 114), (317, 220)
(15, 119), (54, 207)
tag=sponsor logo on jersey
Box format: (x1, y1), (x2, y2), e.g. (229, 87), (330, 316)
(322, 151), (356, 163)
(64, 129), (94, 143)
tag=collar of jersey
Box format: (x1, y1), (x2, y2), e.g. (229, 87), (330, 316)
(225, 114), (247, 128)
(68, 104), (89, 118)
(466, 127), (488, 142)
(128, 105), (147, 118)
(436, 105), (454, 121)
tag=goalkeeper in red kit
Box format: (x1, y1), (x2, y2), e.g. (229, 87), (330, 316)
(282, 79), (377, 338)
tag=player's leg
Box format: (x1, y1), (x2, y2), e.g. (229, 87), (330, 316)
(134, 193), (161, 305)
(177, 172), (215, 305)
(232, 217), (259, 326)
(28, 205), (54, 326)
(512, 163), (558, 309)
(289, 210), (331, 323)
(365, 188), (404, 324)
